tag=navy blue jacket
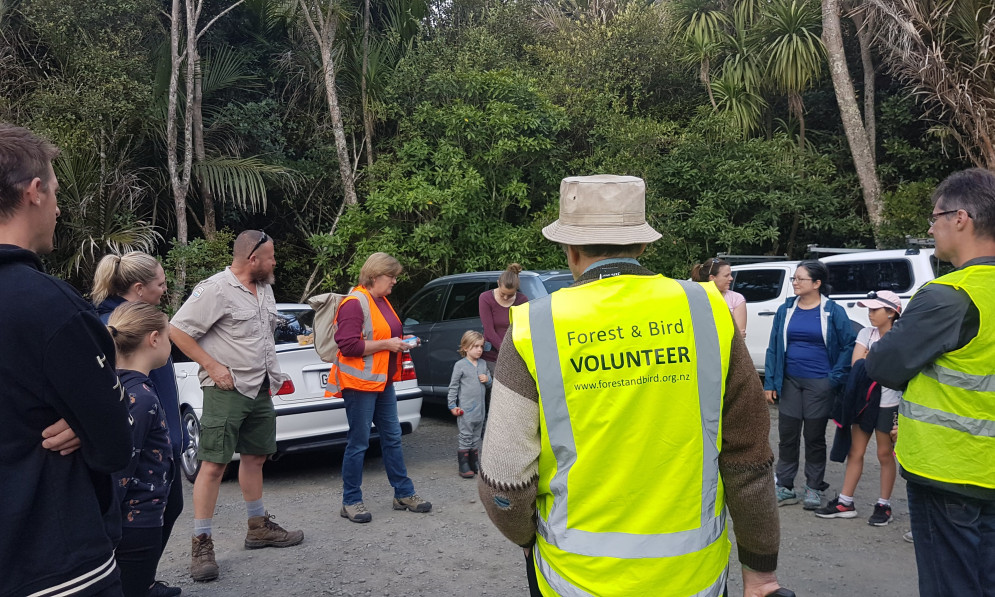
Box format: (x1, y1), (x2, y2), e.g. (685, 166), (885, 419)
(113, 370), (173, 528)
(764, 295), (856, 393)
(97, 296), (183, 460)
(0, 245), (132, 597)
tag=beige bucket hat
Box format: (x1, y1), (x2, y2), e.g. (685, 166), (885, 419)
(542, 175), (662, 245)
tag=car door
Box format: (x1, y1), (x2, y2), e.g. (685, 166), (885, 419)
(731, 264), (796, 372)
(426, 279), (496, 395)
(400, 283), (447, 395)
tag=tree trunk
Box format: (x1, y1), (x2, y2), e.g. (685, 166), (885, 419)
(361, 0), (374, 167)
(851, 8), (876, 163)
(823, 0), (883, 237)
(298, 0), (359, 206)
(193, 62), (217, 239)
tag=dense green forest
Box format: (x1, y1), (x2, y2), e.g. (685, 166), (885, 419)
(2, 0), (991, 306)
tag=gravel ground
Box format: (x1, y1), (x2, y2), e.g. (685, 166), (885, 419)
(156, 403), (919, 596)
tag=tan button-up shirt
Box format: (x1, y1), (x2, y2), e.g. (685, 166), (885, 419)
(171, 267), (287, 398)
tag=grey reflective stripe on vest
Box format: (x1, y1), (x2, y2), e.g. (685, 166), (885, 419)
(534, 544), (727, 597)
(676, 279), (722, 525)
(529, 281), (725, 560)
(337, 292), (387, 382)
(921, 362), (995, 393)
(900, 399), (995, 438)
(328, 292), (386, 387)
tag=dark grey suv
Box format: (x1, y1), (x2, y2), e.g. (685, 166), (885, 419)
(400, 270), (573, 403)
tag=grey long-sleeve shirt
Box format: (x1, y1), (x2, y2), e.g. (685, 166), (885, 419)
(447, 357), (491, 414)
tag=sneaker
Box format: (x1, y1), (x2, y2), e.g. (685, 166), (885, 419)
(903, 531), (914, 543)
(190, 533), (219, 582)
(815, 496), (857, 519)
(244, 512), (304, 549)
(868, 503), (893, 526)
(340, 501), (373, 523)
(803, 485), (824, 510)
(393, 494), (432, 513)
(146, 580), (182, 597)
(776, 485), (799, 506)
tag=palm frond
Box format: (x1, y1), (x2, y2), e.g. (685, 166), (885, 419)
(193, 156), (297, 212)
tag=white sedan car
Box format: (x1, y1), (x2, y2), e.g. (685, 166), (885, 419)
(175, 303), (423, 482)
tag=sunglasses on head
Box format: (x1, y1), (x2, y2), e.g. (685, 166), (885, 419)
(866, 290), (900, 312)
(248, 232), (268, 258)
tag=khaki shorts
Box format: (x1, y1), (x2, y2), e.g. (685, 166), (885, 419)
(198, 386), (276, 464)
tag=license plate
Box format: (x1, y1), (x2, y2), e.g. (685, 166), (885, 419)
(320, 372), (329, 386)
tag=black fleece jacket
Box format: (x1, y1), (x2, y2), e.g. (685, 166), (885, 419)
(0, 245), (132, 597)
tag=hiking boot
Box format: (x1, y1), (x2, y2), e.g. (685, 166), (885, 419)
(393, 494), (432, 513)
(244, 512), (304, 549)
(457, 449), (475, 478)
(868, 503), (893, 526)
(803, 485), (824, 510)
(340, 501), (373, 523)
(147, 580), (182, 597)
(815, 496), (857, 519)
(190, 533), (219, 582)
(776, 485), (799, 506)
(903, 531), (914, 543)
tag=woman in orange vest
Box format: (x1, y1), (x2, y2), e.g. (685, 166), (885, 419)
(333, 252), (433, 523)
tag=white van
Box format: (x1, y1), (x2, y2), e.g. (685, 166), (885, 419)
(730, 248), (946, 372)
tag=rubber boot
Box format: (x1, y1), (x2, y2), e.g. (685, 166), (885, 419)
(457, 449), (475, 478)
(469, 448), (480, 474)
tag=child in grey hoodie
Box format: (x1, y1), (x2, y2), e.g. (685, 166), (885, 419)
(448, 330), (491, 478)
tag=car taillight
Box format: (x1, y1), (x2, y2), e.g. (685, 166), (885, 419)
(274, 380), (295, 396)
(400, 352), (417, 381)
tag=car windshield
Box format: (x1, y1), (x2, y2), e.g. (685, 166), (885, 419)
(274, 308), (316, 344)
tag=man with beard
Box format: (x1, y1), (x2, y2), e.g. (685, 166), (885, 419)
(170, 230), (303, 583)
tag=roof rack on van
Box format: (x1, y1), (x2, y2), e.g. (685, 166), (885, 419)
(716, 253), (791, 264)
(805, 244), (869, 255)
(904, 235), (935, 254)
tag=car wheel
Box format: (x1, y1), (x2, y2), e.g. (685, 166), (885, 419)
(181, 408), (202, 483)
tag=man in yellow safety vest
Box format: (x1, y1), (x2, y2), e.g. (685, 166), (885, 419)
(478, 175), (783, 596)
(866, 168), (995, 596)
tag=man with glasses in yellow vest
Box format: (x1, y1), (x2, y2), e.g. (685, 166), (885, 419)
(866, 168), (995, 596)
(478, 175), (784, 596)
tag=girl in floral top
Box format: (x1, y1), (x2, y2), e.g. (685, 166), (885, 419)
(107, 302), (174, 597)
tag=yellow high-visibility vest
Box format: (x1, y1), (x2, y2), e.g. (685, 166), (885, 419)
(511, 274), (735, 596)
(897, 265), (995, 489)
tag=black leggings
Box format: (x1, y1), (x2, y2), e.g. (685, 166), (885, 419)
(161, 463), (183, 554)
(117, 526), (162, 597)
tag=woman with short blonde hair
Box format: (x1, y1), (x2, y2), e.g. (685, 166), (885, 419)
(331, 252), (431, 522)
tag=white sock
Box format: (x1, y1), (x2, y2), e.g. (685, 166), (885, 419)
(838, 494), (854, 506)
(877, 498), (891, 507)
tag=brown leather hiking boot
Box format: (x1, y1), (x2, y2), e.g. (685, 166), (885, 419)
(244, 512), (304, 549)
(190, 533), (219, 582)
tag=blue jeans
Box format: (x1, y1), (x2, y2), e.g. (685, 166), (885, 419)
(907, 481), (995, 596)
(341, 385), (415, 504)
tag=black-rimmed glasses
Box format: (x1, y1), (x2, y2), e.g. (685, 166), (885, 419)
(928, 209), (972, 227)
(248, 232), (268, 258)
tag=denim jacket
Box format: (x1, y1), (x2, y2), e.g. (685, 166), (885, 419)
(764, 295), (856, 393)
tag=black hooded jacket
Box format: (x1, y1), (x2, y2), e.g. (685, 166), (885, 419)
(0, 244), (132, 597)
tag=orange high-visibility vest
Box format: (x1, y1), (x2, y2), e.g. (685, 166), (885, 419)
(324, 285), (402, 397)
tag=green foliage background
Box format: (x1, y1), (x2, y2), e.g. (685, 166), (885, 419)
(1, 0), (973, 305)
